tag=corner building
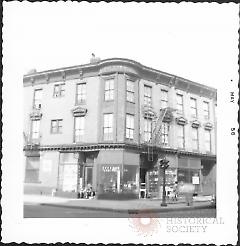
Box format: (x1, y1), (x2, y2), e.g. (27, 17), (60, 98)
(23, 58), (217, 199)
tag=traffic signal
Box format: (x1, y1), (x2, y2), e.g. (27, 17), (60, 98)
(159, 158), (169, 169)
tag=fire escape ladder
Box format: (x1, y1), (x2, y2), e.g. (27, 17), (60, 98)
(147, 107), (168, 162)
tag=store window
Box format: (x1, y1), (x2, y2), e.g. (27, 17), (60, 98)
(161, 122), (169, 146)
(126, 80), (134, 102)
(144, 118), (152, 142)
(177, 124), (185, 148)
(74, 116), (85, 142)
(205, 130), (211, 152)
(25, 156), (40, 183)
(51, 119), (63, 134)
(176, 94), (184, 114)
(76, 83), (86, 104)
(31, 120), (40, 139)
(103, 113), (113, 141)
(99, 164), (122, 194)
(203, 101), (210, 119)
(104, 79), (114, 101)
(192, 127), (199, 150)
(161, 90), (168, 108)
(190, 97), (197, 118)
(144, 85), (152, 106)
(53, 83), (65, 97)
(122, 165), (138, 193)
(126, 114), (134, 140)
(33, 89), (42, 109)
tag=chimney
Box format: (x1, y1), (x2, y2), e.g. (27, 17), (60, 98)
(90, 53), (101, 63)
(27, 68), (37, 74)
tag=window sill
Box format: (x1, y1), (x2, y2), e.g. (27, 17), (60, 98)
(126, 100), (135, 104)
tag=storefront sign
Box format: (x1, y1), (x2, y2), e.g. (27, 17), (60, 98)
(102, 166), (120, 172)
(192, 176), (200, 184)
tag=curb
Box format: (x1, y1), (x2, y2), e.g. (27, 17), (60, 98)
(39, 202), (215, 214)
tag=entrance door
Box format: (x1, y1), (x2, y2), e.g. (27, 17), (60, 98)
(84, 166), (93, 188)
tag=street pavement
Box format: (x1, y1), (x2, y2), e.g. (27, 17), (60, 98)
(24, 204), (216, 218)
(24, 194), (215, 217)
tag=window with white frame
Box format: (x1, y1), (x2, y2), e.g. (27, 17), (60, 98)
(104, 79), (114, 101)
(161, 122), (169, 146)
(126, 114), (134, 139)
(205, 130), (211, 152)
(176, 94), (184, 114)
(103, 113), (113, 140)
(126, 80), (134, 102)
(74, 116), (85, 142)
(51, 119), (63, 134)
(190, 97), (197, 118)
(203, 101), (210, 119)
(31, 120), (40, 139)
(144, 118), (152, 142)
(161, 90), (168, 108)
(53, 83), (65, 97)
(76, 83), (86, 104)
(33, 89), (43, 109)
(177, 124), (185, 148)
(192, 127), (199, 150)
(144, 85), (152, 106)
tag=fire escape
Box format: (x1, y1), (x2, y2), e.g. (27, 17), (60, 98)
(145, 107), (176, 162)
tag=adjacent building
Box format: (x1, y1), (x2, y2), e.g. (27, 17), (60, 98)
(23, 57), (217, 199)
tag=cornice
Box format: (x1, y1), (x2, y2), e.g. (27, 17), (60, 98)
(23, 58), (217, 100)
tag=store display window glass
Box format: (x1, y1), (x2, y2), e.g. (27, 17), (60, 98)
(122, 165), (138, 193)
(99, 164), (122, 194)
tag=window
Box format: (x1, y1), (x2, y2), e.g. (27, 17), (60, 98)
(104, 79), (114, 101)
(31, 120), (40, 139)
(144, 85), (152, 106)
(76, 83), (86, 104)
(190, 98), (197, 118)
(203, 101), (210, 119)
(205, 130), (211, 152)
(176, 94), (184, 114)
(51, 119), (63, 134)
(161, 122), (169, 146)
(126, 114), (134, 140)
(25, 157), (40, 183)
(103, 113), (113, 140)
(144, 118), (152, 142)
(161, 90), (168, 108)
(192, 128), (199, 150)
(177, 125), (185, 148)
(53, 83), (65, 97)
(126, 80), (134, 102)
(33, 89), (42, 109)
(74, 116), (85, 142)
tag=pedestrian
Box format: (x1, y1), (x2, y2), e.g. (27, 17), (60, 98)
(173, 182), (178, 201)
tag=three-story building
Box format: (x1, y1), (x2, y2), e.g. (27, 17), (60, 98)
(23, 57), (217, 199)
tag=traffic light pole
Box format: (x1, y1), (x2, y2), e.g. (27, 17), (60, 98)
(160, 157), (169, 207)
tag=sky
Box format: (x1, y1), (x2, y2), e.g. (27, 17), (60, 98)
(3, 2), (239, 89)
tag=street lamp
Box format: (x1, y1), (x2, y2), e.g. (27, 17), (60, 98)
(160, 157), (169, 207)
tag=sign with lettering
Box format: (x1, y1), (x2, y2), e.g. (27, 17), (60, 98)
(102, 166), (120, 172)
(99, 65), (137, 75)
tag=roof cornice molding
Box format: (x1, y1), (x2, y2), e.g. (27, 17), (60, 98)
(23, 58), (217, 99)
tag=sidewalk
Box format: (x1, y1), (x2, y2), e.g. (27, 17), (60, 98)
(24, 194), (215, 213)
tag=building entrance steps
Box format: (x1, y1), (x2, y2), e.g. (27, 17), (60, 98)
(24, 194), (215, 213)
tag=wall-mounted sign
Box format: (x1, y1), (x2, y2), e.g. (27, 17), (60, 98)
(102, 166), (120, 172)
(192, 176), (200, 185)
